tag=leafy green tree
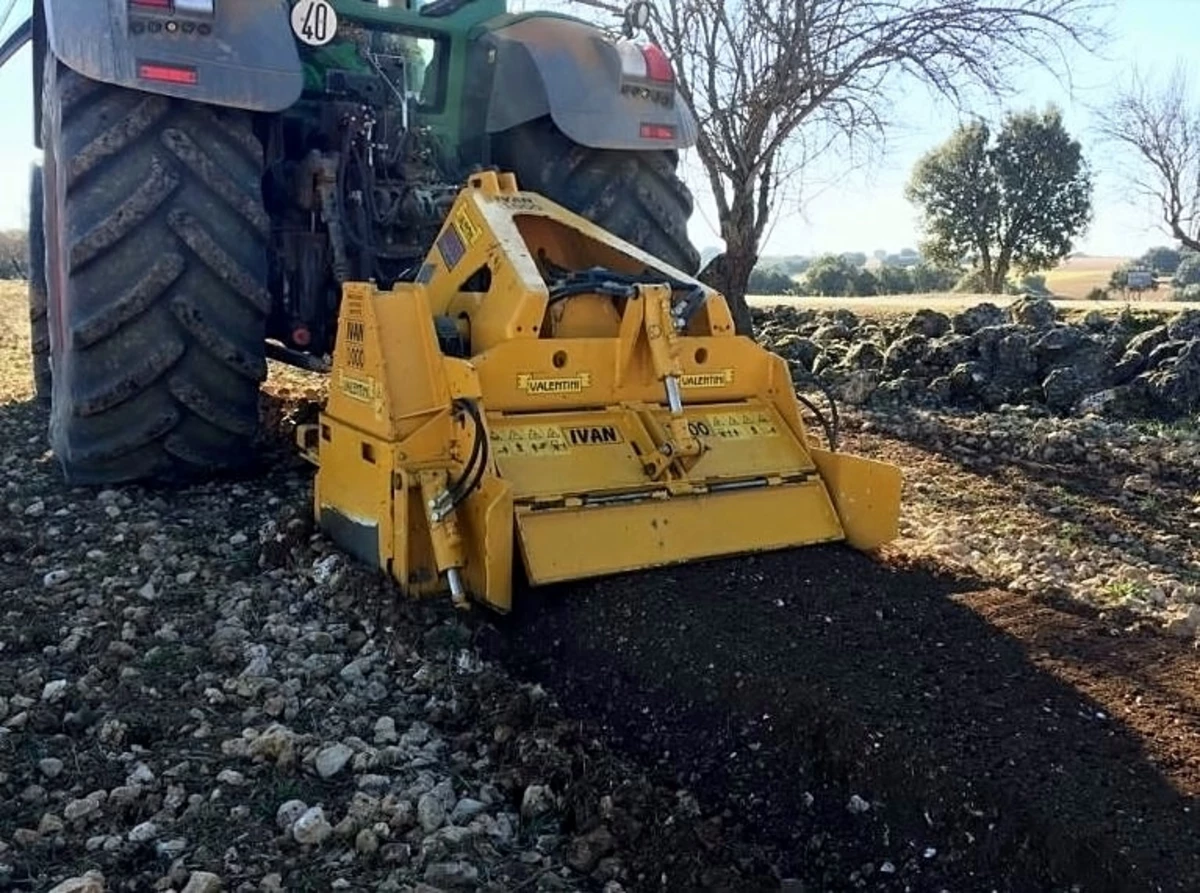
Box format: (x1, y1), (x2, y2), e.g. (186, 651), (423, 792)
(851, 268), (879, 296)
(876, 265), (914, 294)
(802, 254), (858, 296)
(906, 106), (1093, 293)
(747, 267), (797, 295)
(953, 268), (988, 293)
(1173, 254), (1200, 286)
(1139, 245), (1182, 276)
(909, 261), (960, 293)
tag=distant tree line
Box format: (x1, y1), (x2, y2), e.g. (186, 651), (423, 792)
(0, 230), (29, 280)
(1108, 245), (1200, 299)
(749, 253), (978, 297)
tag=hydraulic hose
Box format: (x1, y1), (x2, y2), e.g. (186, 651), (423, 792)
(445, 398), (488, 511)
(792, 367), (841, 451)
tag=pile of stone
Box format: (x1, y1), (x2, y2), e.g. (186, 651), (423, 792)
(753, 299), (1200, 419)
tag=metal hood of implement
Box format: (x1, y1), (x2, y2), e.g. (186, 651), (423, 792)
(298, 171), (902, 612)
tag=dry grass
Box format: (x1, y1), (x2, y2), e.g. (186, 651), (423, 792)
(1043, 255), (1128, 299)
(0, 280), (33, 403)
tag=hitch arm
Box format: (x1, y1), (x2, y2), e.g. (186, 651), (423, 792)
(640, 284), (705, 478)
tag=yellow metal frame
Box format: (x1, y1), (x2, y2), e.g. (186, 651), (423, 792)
(298, 171), (902, 612)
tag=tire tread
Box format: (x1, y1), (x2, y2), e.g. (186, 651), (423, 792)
(491, 118), (701, 275)
(44, 59), (268, 485)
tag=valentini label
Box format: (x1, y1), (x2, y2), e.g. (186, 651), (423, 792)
(516, 372), (593, 394)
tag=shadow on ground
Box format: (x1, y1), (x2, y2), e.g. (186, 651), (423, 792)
(483, 544), (1200, 892)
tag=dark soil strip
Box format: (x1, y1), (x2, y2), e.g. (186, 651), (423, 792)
(483, 545), (1200, 892)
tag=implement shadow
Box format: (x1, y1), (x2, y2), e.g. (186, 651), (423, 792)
(486, 544), (1200, 892)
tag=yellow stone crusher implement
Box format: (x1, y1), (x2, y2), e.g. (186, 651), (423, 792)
(297, 171), (902, 611)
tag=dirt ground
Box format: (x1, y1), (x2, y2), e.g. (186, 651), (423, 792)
(492, 522), (1200, 892)
(4, 281), (1200, 892)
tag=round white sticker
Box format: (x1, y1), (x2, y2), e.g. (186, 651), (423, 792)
(291, 0), (338, 47)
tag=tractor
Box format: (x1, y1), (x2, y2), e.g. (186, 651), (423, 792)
(0, 0), (701, 485)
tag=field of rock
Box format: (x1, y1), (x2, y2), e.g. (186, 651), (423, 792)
(753, 299), (1200, 624)
(758, 297), (1200, 419)
(3, 281), (1200, 893)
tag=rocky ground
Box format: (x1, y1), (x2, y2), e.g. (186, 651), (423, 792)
(756, 297), (1200, 419)
(753, 299), (1200, 631)
(0, 286), (786, 892)
(3, 283), (1200, 892)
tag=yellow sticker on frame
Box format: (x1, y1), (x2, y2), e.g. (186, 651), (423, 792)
(455, 208), (482, 246)
(490, 425), (572, 457)
(705, 410), (780, 439)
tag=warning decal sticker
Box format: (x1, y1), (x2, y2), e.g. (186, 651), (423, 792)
(489, 425), (571, 457)
(704, 410), (780, 439)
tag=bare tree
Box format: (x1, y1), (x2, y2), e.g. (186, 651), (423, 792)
(1095, 64), (1200, 253)
(0, 229), (29, 280)
(627, 0), (1106, 335)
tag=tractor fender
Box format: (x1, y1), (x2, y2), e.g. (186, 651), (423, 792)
(479, 15), (697, 152)
(40, 0), (303, 113)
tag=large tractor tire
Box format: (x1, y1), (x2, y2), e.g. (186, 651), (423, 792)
(28, 165), (51, 404)
(41, 56), (270, 486)
(490, 117), (701, 276)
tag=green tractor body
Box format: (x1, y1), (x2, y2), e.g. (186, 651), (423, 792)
(0, 0), (701, 485)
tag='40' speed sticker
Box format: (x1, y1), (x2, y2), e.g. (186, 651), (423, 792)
(292, 0), (338, 46)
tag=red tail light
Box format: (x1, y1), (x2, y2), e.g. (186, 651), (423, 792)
(640, 124), (676, 140)
(640, 44), (673, 83)
(616, 40), (675, 84)
(138, 61), (198, 85)
(130, 0), (215, 12)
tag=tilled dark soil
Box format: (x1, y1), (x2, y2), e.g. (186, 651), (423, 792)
(487, 548), (1200, 892)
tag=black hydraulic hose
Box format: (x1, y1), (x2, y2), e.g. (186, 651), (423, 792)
(544, 263), (699, 305)
(334, 137), (368, 253)
(445, 398), (488, 511)
(547, 280), (636, 305)
(796, 393), (837, 452)
(792, 367), (841, 451)
(447, 399), (483, 497)
(455, 435), (489, 510)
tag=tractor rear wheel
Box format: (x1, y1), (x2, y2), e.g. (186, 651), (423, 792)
(28, 164), (50, 404)
(490, 117), (701, 276)
(41, 56), (269, 485)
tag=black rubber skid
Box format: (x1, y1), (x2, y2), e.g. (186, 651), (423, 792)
(41, 58), (269, 486)
(491, 116), (702, 276)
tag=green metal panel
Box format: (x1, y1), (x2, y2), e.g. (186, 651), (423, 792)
(327, 0), (508, 153)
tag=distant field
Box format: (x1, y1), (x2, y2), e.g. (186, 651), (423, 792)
(1043, 255), (1127, 299)
(768, 254), (1142, 303)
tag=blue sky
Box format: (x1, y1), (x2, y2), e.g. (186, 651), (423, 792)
(673, 0), (1198, 258)
(0, 1), (1195, 259)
